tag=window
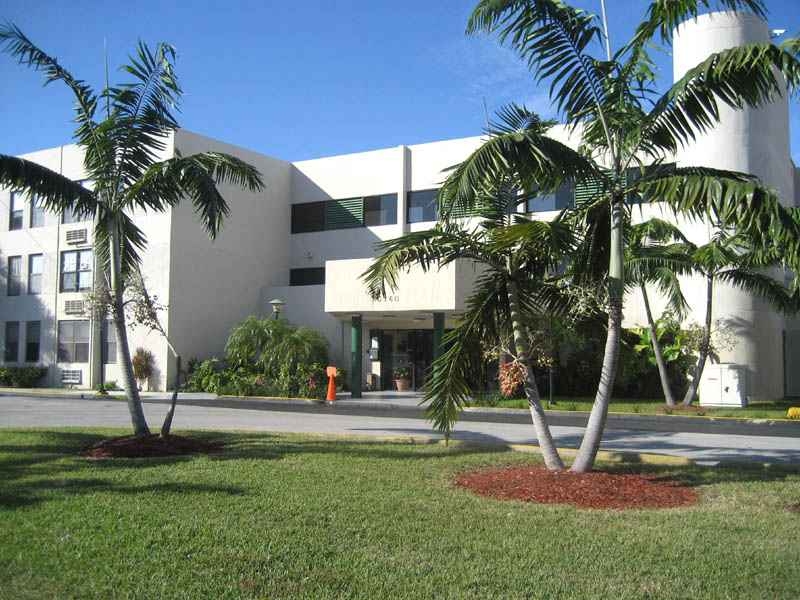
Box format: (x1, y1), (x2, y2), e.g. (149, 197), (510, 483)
(60, 249), (93, 292)
(364, 194), (398, 226)
(7, 256), (22, 296)
(4, 322), (19, 362)
(9, 191), (23, 230)
(57, 320), (90, 363)
(526, 181), (575, 213)
(292, 195), (400, 233)
(28, 254), (43, 295)
(291, 201), (326, 233)
(61, 179), (93, 224)
(102, 322), (117, 364)
(289, 267), (325, 286)
(61, 207), (88, 225)
(25, 321), (40, 362)
(406, 189), (438, 223)
(30, 196), (46, 228)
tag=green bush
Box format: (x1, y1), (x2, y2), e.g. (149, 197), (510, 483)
(94, 381), (120, 395)
(186, 317), (330, 399)
(185, 359), (228, 394)
(0, 366), (48, 388)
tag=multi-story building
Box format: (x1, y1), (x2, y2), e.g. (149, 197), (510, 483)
(2, 11), (799, 399)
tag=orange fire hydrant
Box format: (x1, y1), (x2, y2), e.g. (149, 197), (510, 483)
(326, 366), (338, 403)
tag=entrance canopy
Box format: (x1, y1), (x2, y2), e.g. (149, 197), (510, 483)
(324, 258), (480, 320)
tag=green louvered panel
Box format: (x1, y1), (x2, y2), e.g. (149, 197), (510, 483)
(573, 178), (604, 206)
(449, 198), (495, 219)
(325, 198), (364, 230)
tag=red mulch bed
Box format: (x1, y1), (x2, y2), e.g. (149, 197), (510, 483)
(455, 466), (698, 510)
(82, 434), (223, 460)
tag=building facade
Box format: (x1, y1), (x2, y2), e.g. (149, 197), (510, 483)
(2, 11), (799, 399)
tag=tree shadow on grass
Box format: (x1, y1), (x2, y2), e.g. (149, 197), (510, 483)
(0, 428), (510, 510)
(0, 479), (244, 510)
(204, 430), (512, 463)
(589, 458), (800, 489)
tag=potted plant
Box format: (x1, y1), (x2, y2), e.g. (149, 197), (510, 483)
(393, 366), (411, 392)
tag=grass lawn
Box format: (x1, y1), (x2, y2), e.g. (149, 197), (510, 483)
(468, 395), (799, 420)
(2, 429), (800, 599)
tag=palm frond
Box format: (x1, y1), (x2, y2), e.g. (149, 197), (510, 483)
(629, 217), (690, 246)
(424, 272), (506, 439)
(105, 41), (182, 191)
(439, 105), (602, 219)
(0, 154), (95, 216)
(124, 151), (264, 238)
(490, 217), (577, 272)
(641, 41), (800, 154)
(467, 0), (609, 123)
(361, 224), (498, 300)
(628, 0), (767, 51)
(94, 210), (147, 279)
(636, 166), (800, 265)
(0, 23), (98, 146)
(717, 268), (800, 314)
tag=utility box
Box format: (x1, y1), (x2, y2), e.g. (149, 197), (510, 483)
(698, 364), (748, 407)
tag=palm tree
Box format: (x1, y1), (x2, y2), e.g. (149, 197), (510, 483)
(0, 26), (264, 436)
(437, 0), (800, 472)
(626, 218), (692, 407)
(678, 231), (796, 405)
(363, 179), (575, 470)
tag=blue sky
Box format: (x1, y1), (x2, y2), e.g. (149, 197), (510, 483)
(2, 0), (799, 162)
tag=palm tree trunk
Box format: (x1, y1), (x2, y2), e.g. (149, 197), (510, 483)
(682, 273), (714, 406)
(160, 355), (180, 437)
(571, 195), (625, 473)
(508, 281), (564, 471)
(640, 283), (676, 406)
(109, 221), (150, 436)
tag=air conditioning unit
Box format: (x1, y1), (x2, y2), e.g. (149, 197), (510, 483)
(65, 229), (88, 245)
(64, 299), (85, 315)
(61, 369), (82, 386)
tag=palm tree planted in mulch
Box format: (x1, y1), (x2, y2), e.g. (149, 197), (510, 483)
(0, 25), (264, 449)
(427, 0), (800, 473)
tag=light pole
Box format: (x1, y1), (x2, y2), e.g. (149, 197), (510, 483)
(269, 298), (285, 320)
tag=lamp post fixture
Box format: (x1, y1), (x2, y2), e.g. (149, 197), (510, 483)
(269, 298), (285, 320)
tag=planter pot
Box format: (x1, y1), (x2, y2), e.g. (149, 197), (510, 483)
(394, 378), (411, 392)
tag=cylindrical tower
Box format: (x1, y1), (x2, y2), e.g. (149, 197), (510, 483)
(672, 11), (794, 400)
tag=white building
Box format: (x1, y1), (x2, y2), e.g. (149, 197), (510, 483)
(2, 11), (798, 399)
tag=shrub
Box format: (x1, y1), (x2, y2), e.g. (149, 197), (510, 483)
(787, 407), (800, 420)
(95, 380), (119, 395)
(185, 359), (228, 394)
(0, 366), (48, 388)
(132, 347), (155, 387)
(393, 366), (411, 380)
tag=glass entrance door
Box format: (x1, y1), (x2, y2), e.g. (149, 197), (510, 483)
(372, 329), (433, 391)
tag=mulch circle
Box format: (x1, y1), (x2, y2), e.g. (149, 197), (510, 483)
(82, 434), (223, 460)
(455, 466), (698, 510)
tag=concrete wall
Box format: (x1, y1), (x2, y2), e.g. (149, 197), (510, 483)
(165, 130), (292, 382)
(671, 11), (794, 399)
(0, 140), (176, 390)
